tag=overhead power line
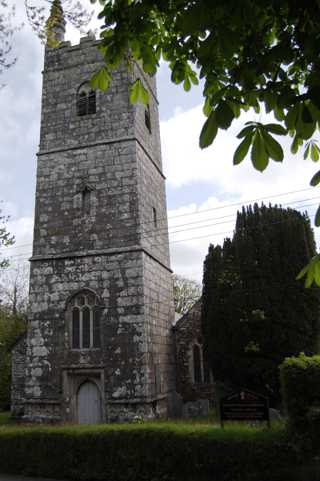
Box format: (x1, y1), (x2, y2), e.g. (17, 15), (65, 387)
(2, 191), (320, 253)
(3, 204), (320, 263)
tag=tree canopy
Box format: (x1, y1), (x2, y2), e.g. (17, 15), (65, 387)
(173, 274), (201, 315)
(0, 0), (92, 77)
(202, 204), (320, 404)
(0, 208), (14, 270)
(93, 1), (320, 169)
(91, 1), (320, 283)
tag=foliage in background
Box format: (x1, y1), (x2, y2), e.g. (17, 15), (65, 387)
(25, 0), (93, 44)
(173, 274), (201, 315)
(0, 1), (19, 84)
(0, 0), (92, 76)
(280, 353), (320, 453)
(0, 308), (26, 411)
(0, 262), (29, 316)
(0, 207), (14, 269)
(202, 204), (320, 405)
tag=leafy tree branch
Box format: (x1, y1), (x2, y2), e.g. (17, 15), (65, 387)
(90, 0), (320, 285)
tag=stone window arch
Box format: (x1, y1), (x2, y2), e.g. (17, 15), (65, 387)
(76, 82), (96, 116)
(193, 344), (202, 383)
(67, 290), (101, 349)
(189, 342), (204, 384)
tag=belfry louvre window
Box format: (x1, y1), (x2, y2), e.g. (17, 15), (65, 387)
(76, 82), (96, 116)
(69, 291), (101, 349)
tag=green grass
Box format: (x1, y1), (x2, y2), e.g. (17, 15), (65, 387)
(0, 417), (284, 440)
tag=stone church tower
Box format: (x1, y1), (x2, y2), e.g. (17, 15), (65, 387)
(14, 2), (175, 423)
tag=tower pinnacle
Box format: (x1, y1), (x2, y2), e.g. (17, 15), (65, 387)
(46, 0), (66, 45)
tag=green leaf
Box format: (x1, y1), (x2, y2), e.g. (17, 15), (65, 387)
(310, 170), (320, 186)
(302, 104), (313, 123)
(171, 62), (186, 84)
(251, 131), (269, 172)
(237, 126), (255, 139)
(291, 135), (300, 154)
(199, 111), (218, 149)
(315, 259), (320, 286)
(233, 134), (252, 165)
(296, 263), (310, 281)
(227, 100), (241, 118)
(215, 101), (235, 130)
(183, 76), (191, 92)
(304, 143), (311, 160)
(264, 123), (287, 135)
(261, 130), (283, 162)
(297, 120), (316, 140)
(285, 104), (299, 130)
(90, 67), (112, 91)
(315, 204), (320, 227)
(129, 79), (149, 105)
(141, 45), (157, 75)
(189, 70), (199, 86)
(274, 105), (285, 121)
(311, 143), (320, 162)
(264, 91), (276, 113)
(203, 98), (211, 117)
(297, 254), (320, 287)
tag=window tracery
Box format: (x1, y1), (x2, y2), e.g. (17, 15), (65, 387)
(68, 290), (101, 349)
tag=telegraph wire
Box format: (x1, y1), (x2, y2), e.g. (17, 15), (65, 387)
(2, 201), (320, 258)
(2, 193), (320, 254)
(3, 204), (320, 263)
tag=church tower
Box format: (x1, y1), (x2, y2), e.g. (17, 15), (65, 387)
(22, 2), (175, 422)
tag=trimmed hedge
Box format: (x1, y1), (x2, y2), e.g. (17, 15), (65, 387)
(0, 423), (302, 481)
(280, 353), (320, 450)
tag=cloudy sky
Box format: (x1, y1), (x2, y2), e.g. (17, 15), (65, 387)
(1, 0), (320, 284)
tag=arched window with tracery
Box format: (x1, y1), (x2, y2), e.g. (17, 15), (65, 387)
(76, 82), (96, 116)
(68, 290), (101, 349)
(193, 344), (202, 383)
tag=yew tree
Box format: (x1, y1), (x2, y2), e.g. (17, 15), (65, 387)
(202, 205), (320, 403)
(91, 0), (320, 284)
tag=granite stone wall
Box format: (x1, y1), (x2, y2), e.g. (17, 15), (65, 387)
(174, 300), (215, 405)
(11, 334), (27, 417)
(21, 35), (175, 423)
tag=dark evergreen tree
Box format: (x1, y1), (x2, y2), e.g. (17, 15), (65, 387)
(202, 205), (319, 405)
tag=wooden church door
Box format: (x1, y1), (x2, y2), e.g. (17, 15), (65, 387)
(77, 381), (101, 424)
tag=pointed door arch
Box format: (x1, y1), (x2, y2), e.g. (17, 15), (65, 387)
(77, 381), (101, 424)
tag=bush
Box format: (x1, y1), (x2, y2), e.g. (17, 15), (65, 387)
(0, 423), (300, 481)
(280, 353), (320, 451)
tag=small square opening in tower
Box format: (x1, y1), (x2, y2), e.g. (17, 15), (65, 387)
(145, 104), (152, 133)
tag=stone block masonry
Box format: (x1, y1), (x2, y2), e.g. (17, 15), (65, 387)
(15, 34), (175, 423)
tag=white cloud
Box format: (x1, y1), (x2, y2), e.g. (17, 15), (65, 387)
(162, 105), (320, 282)
(161, 105), (318, 194)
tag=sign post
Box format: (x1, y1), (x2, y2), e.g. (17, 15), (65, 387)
(220, 389), (270, 428)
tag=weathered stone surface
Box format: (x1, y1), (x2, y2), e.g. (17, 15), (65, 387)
(16, 34), (175, 423)
(182, 399), (210, 418)
(174, 300), (215, 405)
(11, 334), (27, 417)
